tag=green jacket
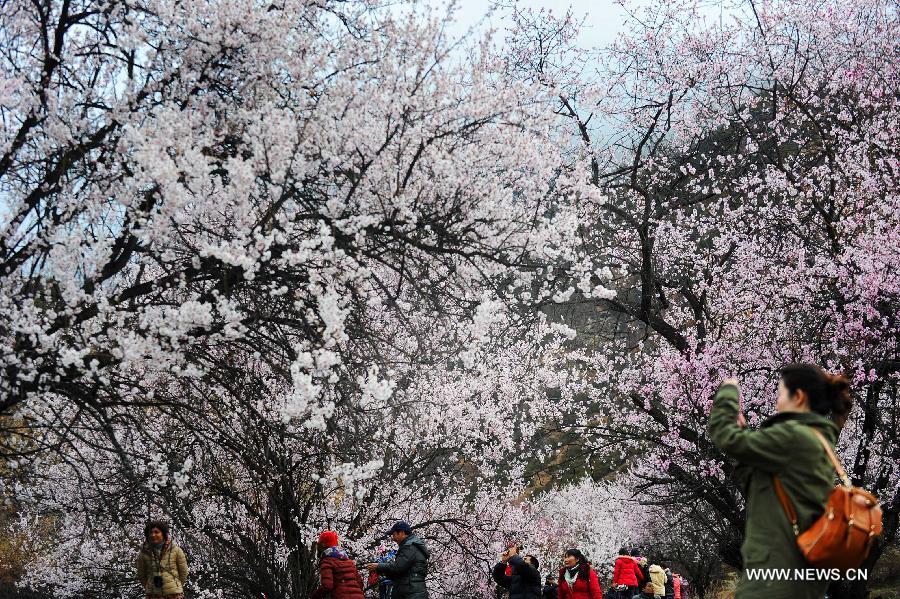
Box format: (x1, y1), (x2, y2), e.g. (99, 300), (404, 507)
(135, 540), (188, 596)
(708, 384), (838, 599)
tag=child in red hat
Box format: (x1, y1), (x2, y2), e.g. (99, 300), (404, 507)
(318, 530), (339, 548)
(312, 530), (364, 599)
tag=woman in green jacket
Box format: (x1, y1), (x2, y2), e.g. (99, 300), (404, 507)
(136, 520), (189, 598)
(707, 363), (852, 599)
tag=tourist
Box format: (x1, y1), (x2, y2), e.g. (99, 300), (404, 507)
(556, 548), (603, 599)
(647, 562), (666, 598)
(542, 574), (558, 599)
(707, 363), (853, 598)
(366, 521), (430, 599)
(492, 543), (542, 599)
(611, 547), (643, 598)
(135, 520), (188, 599)
(311, 530), (365, 599)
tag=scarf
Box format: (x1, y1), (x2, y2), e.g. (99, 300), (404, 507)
(564, 565), (581, 587)
(323, 546), (349, 560)
(142, 538), (171, 558)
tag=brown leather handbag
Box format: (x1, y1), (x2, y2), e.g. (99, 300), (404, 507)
(773, 428), (883, 570)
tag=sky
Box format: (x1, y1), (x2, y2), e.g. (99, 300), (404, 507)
(415, 0), (632, 49)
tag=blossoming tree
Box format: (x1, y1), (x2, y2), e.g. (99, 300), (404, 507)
(504, 1), (898, 596)
(0, 0), (615, 596)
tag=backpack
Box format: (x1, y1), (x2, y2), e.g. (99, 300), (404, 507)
(773, 428), (883, 570)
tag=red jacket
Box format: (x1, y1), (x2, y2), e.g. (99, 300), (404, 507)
(557, 564), (602, 599)
(612, 555), (643, 587)
(311, 552), (365, 599)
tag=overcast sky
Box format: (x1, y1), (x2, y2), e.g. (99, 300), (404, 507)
(415, 0), (632, 49)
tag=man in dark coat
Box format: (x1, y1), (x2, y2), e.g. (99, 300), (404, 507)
(492, 544), (541, 599)
(542, 574), (558, 599)
(366, 521), (430, 599)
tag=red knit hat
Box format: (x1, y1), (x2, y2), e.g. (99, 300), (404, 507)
(318, 530), (339, 548)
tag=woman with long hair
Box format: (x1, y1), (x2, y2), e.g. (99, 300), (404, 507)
(556, 549), (602, 599)
(708, 363), (853, 599)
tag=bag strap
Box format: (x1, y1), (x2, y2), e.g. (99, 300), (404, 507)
(808, 428), (852, 488)
(773, 475), (800, 536)
(773, 427), (850, 537)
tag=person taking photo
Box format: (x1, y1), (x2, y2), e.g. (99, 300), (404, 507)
(708, 363), (853, 599)
(493, 543), (542, 599)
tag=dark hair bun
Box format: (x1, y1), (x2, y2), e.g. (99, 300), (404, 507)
(826, 373), (852, 419)
(780, 363), (854, 427)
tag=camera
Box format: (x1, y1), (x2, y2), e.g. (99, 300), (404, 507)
(153, 575), (163, 587)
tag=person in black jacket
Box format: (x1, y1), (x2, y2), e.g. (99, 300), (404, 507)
(492, 544), (541, 599)
(632, 549), (649, 589)
(541, 574), (558, 599)
(366, 522), (430, 599)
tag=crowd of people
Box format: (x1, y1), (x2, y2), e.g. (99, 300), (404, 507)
(131, 515), (688, 599)
(132, 364), (855, 599)
(491, 544), (687, 599)
(310, 521), (689, 599)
